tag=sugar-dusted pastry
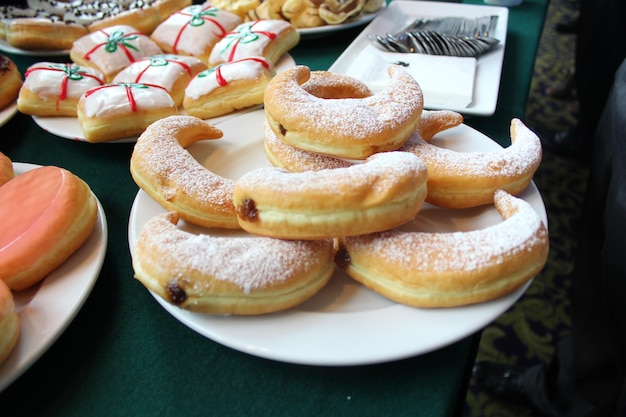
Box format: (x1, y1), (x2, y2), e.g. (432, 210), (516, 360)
(18, 62), (105, 117)
(0, 54), (22, 110)
(0, 165), (98, 291)
(208, 19), (300, 66)
(70, 25), (163, 82)
(183, 56), (273, 119)
(112, 54), (207, 106)
(77, 82), (177, 143)
(151, 3), (242, 61)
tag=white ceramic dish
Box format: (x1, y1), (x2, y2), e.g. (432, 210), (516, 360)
(31, 53), (296, 142)
(328, 0), (509, 116)
(0, 39), (69, 56)
(0, 163), (107, 392)
(298, 7), (383, 38)
(127, 108), (547, 366)
(0, 102), (18, 128)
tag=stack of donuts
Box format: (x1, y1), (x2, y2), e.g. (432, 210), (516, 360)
(129, 64), (549, 315)
(15, 2), (300, 142)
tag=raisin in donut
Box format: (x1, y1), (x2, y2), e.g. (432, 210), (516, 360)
(233, 151), (428, 240)
(264, 65), (424, 159)
(18, 62), (105, 117)
(132, 212), (336, 315)
(129, 115), (240, 229)
(337, 190), (550, 308)
(400, 118), (542, 208)
(0, 166), (98, 291)
(183, 56), (273, 119)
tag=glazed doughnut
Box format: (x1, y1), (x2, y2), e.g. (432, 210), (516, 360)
(0, 151), (13, 187)
(150, 4), (242, 62)
(0, 54), (22, 110)
(77, 82), (178, 143)
(280, 0), (325, 29)
(263, 65), (423, 159)
(132, 212), (336, 315)
(18, 62), (105, 117)
(183, 56), (273, 119)
(112, 54), (207, 107)
(70, 25), (163, 82)
(0, 166), (98, 291)
(209, 0), (261, 20)
(400, 118), (542, 208)
(0, 279), (19, 365)
(233, 151), (428, 240)
(208, 19), (300, 67)
(264, 109), (462, 172)
(337, 190), (550, 308)
(129, 115), (241, 229)
(152, 0), (194, 20)
(318, 0), (366, 24)
(6, 18), (88, 50)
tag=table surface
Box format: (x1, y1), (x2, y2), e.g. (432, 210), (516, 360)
(0, 1), (547, 415)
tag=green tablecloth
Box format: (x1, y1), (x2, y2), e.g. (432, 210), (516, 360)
(0, 1), (547, 415)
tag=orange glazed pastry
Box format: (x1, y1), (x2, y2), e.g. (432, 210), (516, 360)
(0, 166), (98, 291)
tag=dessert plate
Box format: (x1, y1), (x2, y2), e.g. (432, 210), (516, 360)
(127, 108), (547, 366)
(0, 163), (107, 392)
(31, 54), (296, 142)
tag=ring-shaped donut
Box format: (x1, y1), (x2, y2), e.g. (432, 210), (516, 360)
(233, 151), (428, 240)
(400, 118), (542, 208)
(337, 190), (549, 308)
(263, 65), (424, 159)
(132, 212), (337, 315)
(130, 115), (240, 229)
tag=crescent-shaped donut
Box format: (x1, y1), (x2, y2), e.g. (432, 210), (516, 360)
(400, 118), (542, 208)
(337, 190), (549, 308)
(263, 109), (464, 172)
(129, 115), (241, 229)
(132, 212), (337, 315)
(263, 64), (424, 159)
(233, 151), (429, 240)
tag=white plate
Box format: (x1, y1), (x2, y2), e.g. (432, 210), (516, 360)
(0, 163), (107, 392)
(0, 39), (69, 56)
(31, 53), (296, 142)
(0, 102), (18, 128)
(127, 108), (547, 366)
(328, 0), (509, 116)
(298, 7), (383, 38)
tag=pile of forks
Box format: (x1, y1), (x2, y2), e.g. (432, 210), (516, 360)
(369, 15), (500, 57)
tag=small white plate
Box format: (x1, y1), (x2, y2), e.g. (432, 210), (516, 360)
(31, 53), (296, 142)
(0, 102), (18, 128)
(298, 7), (384, 38)
(0, 39), (69, 56)
(328, 0), (509, 116)
(0, 163), (107, 392)
(127, 108), (547, 366)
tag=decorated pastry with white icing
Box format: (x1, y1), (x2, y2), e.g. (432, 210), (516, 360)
(70, 25), (163, 82)
(77, 82), (177, 143)
(183, 56), (273, 119)
(208, 19), (300, 66)
(112, 54), (207, 106)
(18, 62), (106, 117)
(151, 3), (242, 61)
